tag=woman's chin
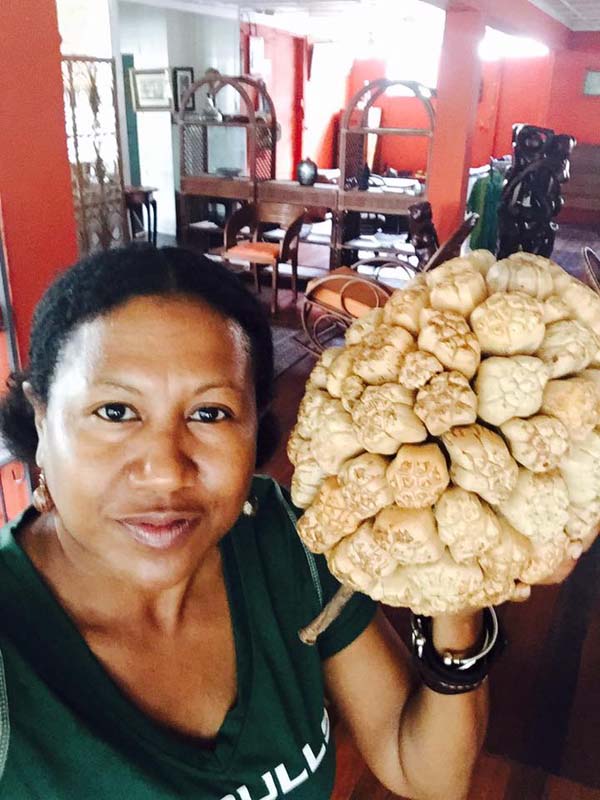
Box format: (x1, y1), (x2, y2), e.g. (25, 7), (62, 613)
(104, 521), (216, 590)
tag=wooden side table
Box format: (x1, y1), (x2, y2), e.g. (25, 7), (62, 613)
(124, 186), (158, 246)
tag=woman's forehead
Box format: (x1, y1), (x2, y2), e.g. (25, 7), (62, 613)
(53, 295), (252, 389)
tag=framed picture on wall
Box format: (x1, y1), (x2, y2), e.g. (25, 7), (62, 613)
(173, 67), (195, 112)
(583, 70), (600, 96)
(129, 68), (172, 111)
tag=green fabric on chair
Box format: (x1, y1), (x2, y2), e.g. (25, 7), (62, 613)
(468, 170), (504, 253)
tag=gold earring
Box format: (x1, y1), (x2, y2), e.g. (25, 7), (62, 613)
(242, 496), (258, 517)
(32, 470), (55, 514)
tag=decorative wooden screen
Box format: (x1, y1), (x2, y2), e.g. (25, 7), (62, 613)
(62, 56), (128, 254)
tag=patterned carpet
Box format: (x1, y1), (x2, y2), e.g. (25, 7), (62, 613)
(272, 325), (312, 378)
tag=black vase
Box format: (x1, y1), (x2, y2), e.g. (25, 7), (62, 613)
(297, 158), (318, 186)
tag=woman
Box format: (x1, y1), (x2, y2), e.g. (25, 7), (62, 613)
(0, 246), (512, 799)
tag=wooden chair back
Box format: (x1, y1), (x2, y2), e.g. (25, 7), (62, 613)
(423, 212), (480, 271)
(256, 202), (305, 228)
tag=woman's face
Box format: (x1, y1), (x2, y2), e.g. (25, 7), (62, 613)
(32, 295), (258, 589)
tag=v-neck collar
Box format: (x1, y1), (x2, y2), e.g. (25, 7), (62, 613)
(0, 507), (255, 776)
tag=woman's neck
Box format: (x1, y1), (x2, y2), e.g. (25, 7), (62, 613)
(19, 512), (222, 637)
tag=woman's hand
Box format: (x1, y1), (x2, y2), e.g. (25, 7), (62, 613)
(538, 525), (599, 585)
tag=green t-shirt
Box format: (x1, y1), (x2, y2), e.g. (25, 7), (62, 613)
(0, 475), (376, 799)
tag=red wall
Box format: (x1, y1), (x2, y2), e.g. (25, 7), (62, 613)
(0, 0), (78, 360)
(0, 0), (77, 513)
(547, 46), (600, 144)
(240, 24), (305, 180)
(471, 61), (502, 167)
(340, 59), (434, 175)
(302, 44), (349, 168)
(336, 48), (587, 174)
(492, 57), (555, 155)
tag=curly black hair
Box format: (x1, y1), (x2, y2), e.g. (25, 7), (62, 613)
(0, 245), (279, 467)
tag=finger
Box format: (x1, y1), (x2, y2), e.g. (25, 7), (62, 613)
(567, 541), (583, 559)
(512, 582), (531, 603)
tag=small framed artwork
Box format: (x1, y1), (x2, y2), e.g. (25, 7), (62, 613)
(583, 69), (600, 96)
(173, 67), (195, 112)
(129, 68), (172, 111)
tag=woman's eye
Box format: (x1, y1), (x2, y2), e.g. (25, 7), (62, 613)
(190, 406), (230, 423)
(94, 403), (138, 422)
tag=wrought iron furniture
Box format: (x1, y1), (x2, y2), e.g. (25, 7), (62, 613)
(497, 124), (576, 259)
(221, 202), (305, 315)
(301, 258), (396, 353)
(124, 186), (157, 246)
(423, 212), (480, 271)
(256, 179), (339, 267)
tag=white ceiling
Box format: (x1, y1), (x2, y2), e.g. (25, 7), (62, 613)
(126, 0), (600, 32)
(130, 0), (448, 38)
(528, 0), (600, 30)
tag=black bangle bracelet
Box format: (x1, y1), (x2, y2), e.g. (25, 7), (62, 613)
(410, 607), (507, 695)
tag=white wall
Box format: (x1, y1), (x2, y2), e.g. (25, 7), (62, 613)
(119, 3), (175, 234)
(56, 0), (112, 57)
(118, 2), (241, 235)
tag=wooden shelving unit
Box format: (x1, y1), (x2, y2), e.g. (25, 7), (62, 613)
(335, 78), (435, 265)
(175, 72), (278, 243)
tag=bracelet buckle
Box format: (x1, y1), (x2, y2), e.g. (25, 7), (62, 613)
(410, 606), (506, 695)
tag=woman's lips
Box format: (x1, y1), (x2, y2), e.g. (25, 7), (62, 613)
(118, 517), (196, 550)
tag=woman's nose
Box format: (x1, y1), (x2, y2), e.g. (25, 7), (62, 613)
(127, 426), (198, 491)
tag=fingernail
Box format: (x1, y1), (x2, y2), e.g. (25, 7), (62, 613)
(569, 542), (583, 559)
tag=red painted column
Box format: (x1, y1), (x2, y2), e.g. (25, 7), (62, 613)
(0, 0), (78, 361)
(428, 6), (486, 242)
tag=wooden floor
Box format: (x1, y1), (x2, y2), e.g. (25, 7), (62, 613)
(254, 230), (600, 798)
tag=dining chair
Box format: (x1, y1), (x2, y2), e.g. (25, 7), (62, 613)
(422, 212), (480, 272)
(221, 202), (305, 314)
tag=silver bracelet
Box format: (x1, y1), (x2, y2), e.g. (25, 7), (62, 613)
(411, 606), (500, 670)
